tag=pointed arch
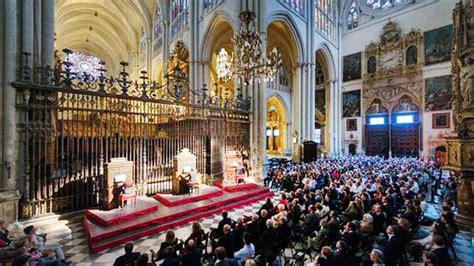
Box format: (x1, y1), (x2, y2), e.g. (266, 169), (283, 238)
(200, 11), (236, 63)
(315, 43), (336, 82)
(265, 11), (305, 63)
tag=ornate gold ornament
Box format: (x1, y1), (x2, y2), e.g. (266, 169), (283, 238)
(363, 22), (423, 84)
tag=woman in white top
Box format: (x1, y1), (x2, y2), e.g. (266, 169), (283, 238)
(234, 232), (255, 266)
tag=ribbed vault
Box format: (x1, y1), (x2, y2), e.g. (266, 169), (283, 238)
(55, 0), (156, 75)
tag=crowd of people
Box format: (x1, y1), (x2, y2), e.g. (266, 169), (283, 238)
(112, 155), (459, 266)
(1, 155), (460, 265)
(0, 220), (68, 266)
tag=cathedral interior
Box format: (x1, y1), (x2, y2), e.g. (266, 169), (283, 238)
(0, 0), (474, 265)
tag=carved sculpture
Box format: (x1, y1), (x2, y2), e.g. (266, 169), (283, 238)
(446, 1), (474, 230)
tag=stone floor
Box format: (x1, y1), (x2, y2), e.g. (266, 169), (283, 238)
(27, 191), (472, 265)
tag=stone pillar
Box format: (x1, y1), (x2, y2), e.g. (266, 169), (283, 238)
(146, 38), (152, 76)
(41, 0), (54, 67)
(446, 1), (474, 230)
(34, 0), (42, 67)
(1, 0), (21, 223)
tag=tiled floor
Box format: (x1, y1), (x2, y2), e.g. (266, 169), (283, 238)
(34, 189), (473, 265)
(38, 198), (272, 265)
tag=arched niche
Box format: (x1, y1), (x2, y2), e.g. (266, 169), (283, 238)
(266, 96), (288, 156)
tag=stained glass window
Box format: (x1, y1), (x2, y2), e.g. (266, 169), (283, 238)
(347, 0), (359, 30)
(171, 0), (189, 39)
(204, 0), (224, 14)
(153, 4), (164, 57)
(68, 51), (102, 77)
(366, 0), (406, 10)
(315, 0), (337, 42)
(279, 0), (306, 17)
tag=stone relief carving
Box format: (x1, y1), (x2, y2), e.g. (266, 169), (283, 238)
(461, 142), (474, 168)
(460, 55), (474, 109)
(456, 176), (474, 218)
(448, 142), (461, 167)
(362, 80), (422, 113)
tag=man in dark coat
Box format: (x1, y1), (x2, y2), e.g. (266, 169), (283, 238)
(181, 240), (202, 266)
(384, 225), (402, 266)
(113, 243), (140, 266)
(431, 235), (453, 266)
(258, 219), (279, 254)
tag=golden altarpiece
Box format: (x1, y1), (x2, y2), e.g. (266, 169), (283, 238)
(361, 22), (424, 157)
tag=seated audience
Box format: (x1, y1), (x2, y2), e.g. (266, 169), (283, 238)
(233, 232), (255, 266)
(114, 242), (140, 266)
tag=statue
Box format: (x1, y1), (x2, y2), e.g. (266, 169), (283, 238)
(460, 58), (474, 108)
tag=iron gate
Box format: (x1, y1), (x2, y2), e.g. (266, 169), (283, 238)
(13, 49), (251, 218)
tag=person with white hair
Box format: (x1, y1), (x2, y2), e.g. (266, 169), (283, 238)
(370, 248), (385, 266)
(257, 219), (278, 254)
(361, 213), (374, 236)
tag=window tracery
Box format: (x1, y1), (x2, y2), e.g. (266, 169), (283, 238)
(315, 0), (337, 42)
(279, 0), (306, 17)
(171, 0), (189, 39)
(68, 51), (102, 77)
(347, 0), (359, 30)
(203, 0), (224, 14)
(366, 0), (407, 11)
(153, 4), (164, 57)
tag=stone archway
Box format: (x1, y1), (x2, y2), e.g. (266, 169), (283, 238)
(266, 96), (288, 156)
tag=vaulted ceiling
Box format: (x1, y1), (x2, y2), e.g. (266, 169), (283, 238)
(55, 0), (156, 74)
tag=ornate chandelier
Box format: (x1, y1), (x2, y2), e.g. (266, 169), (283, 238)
(216, 1), (281, 85)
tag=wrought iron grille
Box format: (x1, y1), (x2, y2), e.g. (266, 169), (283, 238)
(13, 50), (251, 219)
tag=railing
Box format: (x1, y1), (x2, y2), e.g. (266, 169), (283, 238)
(13, 51), (251, 218)
(268, 68), (291, 92)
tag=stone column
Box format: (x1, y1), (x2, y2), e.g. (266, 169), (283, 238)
(34, 0), (42, 67)
(291, 63), (303, 162)
(146, 38), (152, 76)
(1, 0), (21, 223)
(41, 0), (54, 67)
(22, 0), (34, 70)
(446, 1), (474, 230)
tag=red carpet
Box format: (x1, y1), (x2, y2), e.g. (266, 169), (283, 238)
(83, 184), (273, 253)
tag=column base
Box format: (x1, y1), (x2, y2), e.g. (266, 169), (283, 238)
(0, 189), (20, 223)
(456, 213), (474, 231)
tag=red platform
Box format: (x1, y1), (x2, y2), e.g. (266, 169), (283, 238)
(85, 197), (158, 226)
(83, 184), (273, 254)
(153, 185), (223, 206)
(214, 181), (259, 192)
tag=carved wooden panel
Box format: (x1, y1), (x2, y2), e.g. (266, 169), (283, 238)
(391, 124), (419, 157)
(365, 124), (389, 158)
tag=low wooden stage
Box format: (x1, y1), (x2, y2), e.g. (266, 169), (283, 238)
(83, 183), (273, 253)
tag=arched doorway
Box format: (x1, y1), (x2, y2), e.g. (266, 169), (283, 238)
(435, 146), (447, 166)
(315, 50), (331, 152)
(266, 96), (287, 156)
(348, 144), (356, 155)
(391, 96), (420, 158)
(365, 99), (390, 158)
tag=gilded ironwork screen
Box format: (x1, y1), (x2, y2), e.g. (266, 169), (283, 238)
(14, 49), (250, 218)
